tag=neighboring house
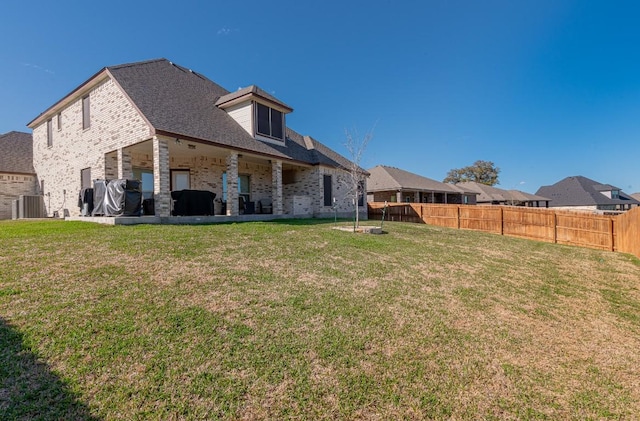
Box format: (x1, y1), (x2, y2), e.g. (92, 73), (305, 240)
(27, 58), (364, 219)
(631, 193), (640, 202)
(0, 131), (40, 219)
(456, 181), (550, 207)
(366, 165), (477, 204)
(536, 175), (639, 212)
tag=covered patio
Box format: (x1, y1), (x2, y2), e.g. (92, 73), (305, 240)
(93, 134), (315, 219)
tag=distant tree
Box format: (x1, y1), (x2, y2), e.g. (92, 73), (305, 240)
(343, 126), (374, 230)
(443, 160), (500, 186)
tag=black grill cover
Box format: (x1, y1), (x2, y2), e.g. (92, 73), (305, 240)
(171, 190), (216, 216)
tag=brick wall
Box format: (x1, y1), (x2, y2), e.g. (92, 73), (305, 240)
(32, 77), (151, 217)
(0, 173), (39, 219)
(30, 75), (361, 219)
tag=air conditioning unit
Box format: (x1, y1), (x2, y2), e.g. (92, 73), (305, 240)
(18, 195), (46, 218)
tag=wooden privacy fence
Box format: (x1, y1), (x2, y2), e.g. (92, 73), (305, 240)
(368, 203), (640, 258)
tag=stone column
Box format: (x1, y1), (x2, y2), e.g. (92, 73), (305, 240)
(226, 152), (239, 216)
(117, 148), (133, 180)
(271, 160), (283, 215)
(153, 136), (171, 217)
(396, 191), (402, 203)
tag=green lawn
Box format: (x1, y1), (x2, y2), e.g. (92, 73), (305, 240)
(1, 219), (639, 420)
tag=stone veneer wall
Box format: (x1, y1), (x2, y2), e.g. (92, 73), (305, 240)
(32, 77), (151, 217)
(0, 173), (39, 219)
(281, 166), (367, 218)
(132, 152), (277, 208)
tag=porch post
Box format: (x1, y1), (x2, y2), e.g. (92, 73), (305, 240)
(396, 190), (402, 203)
(271, 160), (283, 215)
(104, 152), (118, 180)
(226, 152), (239, 216)
(117, 148), (132, 180)
(152, 136), (171, 217)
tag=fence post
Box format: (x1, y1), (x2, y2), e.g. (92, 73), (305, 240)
(457, 206), (461, 230)
(500, 207), (504, 236)
(553, 212), (557, 244)
(609, 217), (615, 252)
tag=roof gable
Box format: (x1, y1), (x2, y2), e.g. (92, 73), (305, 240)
(0, 131), (35, 174)
(215, 85), (293, 112)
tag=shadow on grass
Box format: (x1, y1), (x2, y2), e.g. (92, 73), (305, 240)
(0, 317), (99, 420)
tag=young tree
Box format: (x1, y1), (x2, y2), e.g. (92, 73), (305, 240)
(343, 127), (374, 230)
(443, 160), (500, 186)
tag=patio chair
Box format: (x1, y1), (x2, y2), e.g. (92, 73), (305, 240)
(258, 198), (273, 214)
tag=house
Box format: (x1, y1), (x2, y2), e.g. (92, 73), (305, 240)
(27, 59), (364, 220)
(0, 131), (40, 219)
(366, 165), (477, 204)
(536, 175), (639, 212)
(456, 181), (550, 207)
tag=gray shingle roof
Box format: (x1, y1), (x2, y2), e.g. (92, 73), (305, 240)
(457, 181), (550, 203)
(0, 131), (35, 174)
(106, 58), (347, 168)
(367, 165), (473, 194)
(535, 175), (640, 207)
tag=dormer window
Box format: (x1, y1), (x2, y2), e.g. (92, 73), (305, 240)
(215, 85), (292, 144)
(256, 103), (283, 140)
(611, 189), (620, 199)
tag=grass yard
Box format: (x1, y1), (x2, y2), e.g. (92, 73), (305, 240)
(1, 219), (640, 420)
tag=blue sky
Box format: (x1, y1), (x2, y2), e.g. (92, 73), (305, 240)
(2, 0), (639, 193)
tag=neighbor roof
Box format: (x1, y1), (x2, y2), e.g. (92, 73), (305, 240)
(367, 165), (473, 194)
(0, 131), (35, 174)
(457, 181), (550, 203)
(29, 58), (350, 169)
(535, 175), (640, 207)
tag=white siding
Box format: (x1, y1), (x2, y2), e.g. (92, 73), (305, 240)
(226, 101), (253, 135)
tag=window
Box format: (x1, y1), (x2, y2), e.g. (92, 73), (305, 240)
(611, 190), (620, 200)
(256, 103), (283, 140)
(80, 168), (91, 189)
(133, 168), (154, 193)
(46, 119), (52, 147)
(358, 180), (365, 206)
(323, 174), (332, 206)
(57, 113), (62, 131)
(222, 173), (250, 202)
(171, 170), (190, 191)
(82, 95), (90, 129)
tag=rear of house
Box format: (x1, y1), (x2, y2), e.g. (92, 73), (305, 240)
(27, 59), (366, 220)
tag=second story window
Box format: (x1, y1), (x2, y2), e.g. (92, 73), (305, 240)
(46, 119), (53, 147)
(256, 103), (283, 140)
(82, 95), (90, 130)
(611, 190), (620, 199)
